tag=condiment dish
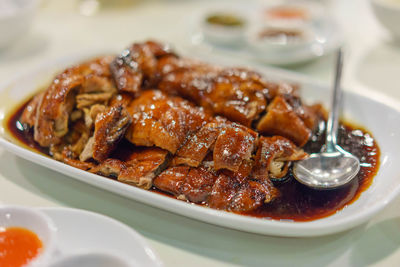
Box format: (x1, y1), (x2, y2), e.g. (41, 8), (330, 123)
(201, 11), (247, 46)
(0, 205), (57, 267)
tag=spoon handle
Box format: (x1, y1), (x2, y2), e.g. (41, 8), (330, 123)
(325, 48), (344, 153)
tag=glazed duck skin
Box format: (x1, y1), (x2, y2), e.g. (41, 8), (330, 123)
(18, 40), (324, 214)
(34, 56), (116, 147)
(110, 41), (324, 146)
(125, 90), (210, 153)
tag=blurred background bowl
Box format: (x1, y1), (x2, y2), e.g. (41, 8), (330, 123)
(0, 0), (38, 49)
(371, 0), (400, 39)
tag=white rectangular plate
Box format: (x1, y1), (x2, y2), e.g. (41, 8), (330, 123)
(1, 52), (400, 237)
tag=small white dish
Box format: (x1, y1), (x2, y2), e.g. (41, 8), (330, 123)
(200, 10), (248, 47)
(0, 205), (57, 267)
(246, 24), (316, 54)
(0, 52), (400, 237)
(39, 207), (162, 267)
(0, 0), (38, 49)
(370, 0), (400, 39)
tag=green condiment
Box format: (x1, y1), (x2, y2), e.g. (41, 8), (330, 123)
(206, 13), (245, 27)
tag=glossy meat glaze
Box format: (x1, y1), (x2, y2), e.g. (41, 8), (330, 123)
(9, 41), (379, 219)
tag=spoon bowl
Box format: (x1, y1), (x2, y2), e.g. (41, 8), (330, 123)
(293, 147), (360, 189)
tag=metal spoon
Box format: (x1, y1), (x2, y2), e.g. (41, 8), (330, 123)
(292, 49), (360, 189)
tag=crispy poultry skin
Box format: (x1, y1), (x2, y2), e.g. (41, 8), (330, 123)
(92, 105), (132, 162)
(257, 96), (311, 147)
(153, 165), (279, 211)
(125, 90), (210, 153)
(34, 56), (116, 147)
(110, 41), (175, 95)
(20, 40), (327, 213)
(253, 136), (308, 181)
(109, 41), (321, 146)
(90, 146), (170, 189)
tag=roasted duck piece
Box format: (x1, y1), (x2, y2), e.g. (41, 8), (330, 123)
(19, 40), (319, 214)
(33, 56), (116, 147)
(110, 41), (324, 146)
(90, 145), (170, 189)
(125, 90), (210, 154)
(110, 41), (175, 95)
(253, 136), (308, 181)
(153, 165), (280, 212)
(124, 90), (306, 185)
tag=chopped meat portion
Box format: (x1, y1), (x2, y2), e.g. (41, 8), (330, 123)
(125, 90), (209, 153)
(110, 41), (175, 95)
(208, 174), (241, 210)
(91, 146), (170, 189)
(229, 180), (280, 212)
(158, 65), (268, 127)
(252, 136), (308, 181)
(90, 158), (124, 178)
(155, 164), (280, 212)
(173, 120), (223, 167)
(62, 156), (96, 171)
(153, 166), (190, 199)
(33, 56), (114, 147)
(60, 146), (96, 171)
(20, 92), (44, 128)
(257, 96), (311, 147)
(180, 166), (219, 203)
(213, 123), (258, 172)
(118, 147), (169, 189)
(93, 105), (132, 162)
(205, 68), (268, 127)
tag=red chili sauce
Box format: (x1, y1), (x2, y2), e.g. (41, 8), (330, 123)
(0, 227), (43, 267)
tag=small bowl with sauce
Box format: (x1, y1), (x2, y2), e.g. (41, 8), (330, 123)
(0, 206), (57, 267)
(247, 24), (315, 54)
(202, 12), (247, 46)
(262, 1), (323, 28)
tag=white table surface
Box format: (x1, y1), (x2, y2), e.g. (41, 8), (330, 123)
(0, 0), (399, 266)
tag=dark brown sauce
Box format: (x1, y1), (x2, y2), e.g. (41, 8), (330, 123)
(7, 98), (380, 222)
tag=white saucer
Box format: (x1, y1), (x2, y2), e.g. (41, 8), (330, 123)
(38, 207), (162, 267)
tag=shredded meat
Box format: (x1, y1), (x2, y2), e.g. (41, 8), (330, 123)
(33, 56), (115, 147)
